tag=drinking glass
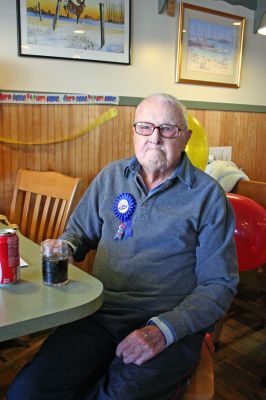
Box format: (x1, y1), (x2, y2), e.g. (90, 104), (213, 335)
(41, 239), (69, 286)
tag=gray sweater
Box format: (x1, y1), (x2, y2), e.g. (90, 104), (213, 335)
(61, 153), (239, 344)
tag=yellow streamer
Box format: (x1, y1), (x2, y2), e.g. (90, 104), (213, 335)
(0, 107), (118, 145)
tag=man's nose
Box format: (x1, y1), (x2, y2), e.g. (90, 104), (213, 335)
(150, 127), (161, 143)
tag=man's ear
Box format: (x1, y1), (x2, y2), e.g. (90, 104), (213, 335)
(183, 129), (192, 149)
(187, 129), (192, 141)
(180, 129), (192, 151)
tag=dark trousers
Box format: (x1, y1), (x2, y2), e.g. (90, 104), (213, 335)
(7, 316), (204, 400)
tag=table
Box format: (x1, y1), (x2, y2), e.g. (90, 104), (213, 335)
(0, 227), (103, 342)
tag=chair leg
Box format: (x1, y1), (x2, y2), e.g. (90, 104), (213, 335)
(212, 319), (226, 351)
(182, 337), (214, 399)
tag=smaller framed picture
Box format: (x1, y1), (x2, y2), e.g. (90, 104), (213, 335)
(176, 3), (245, 87)
(17, 0), (131, 64)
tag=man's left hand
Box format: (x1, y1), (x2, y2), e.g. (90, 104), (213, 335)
(116, 325), (167, 365)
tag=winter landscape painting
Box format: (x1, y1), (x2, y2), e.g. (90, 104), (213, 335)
(17, 0), (131, 63)
(186, 19), (237, 76)
(176, 3), (245, 87)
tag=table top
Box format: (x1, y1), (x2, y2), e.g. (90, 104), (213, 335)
(0, 227), (103, 342)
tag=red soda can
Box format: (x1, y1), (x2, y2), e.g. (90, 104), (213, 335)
(0, 229), (20, 286)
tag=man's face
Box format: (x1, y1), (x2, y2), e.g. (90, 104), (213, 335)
(133, 98), (189, 174)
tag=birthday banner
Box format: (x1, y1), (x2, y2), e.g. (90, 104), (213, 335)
(0, 91), (119, 105)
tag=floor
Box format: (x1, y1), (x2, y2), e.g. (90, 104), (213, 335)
(213, 267), (266, 400)
(213, 304), (266, 400)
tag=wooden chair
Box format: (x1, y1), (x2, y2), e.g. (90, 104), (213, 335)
(182, 334), (214, 400)
(0, 170), (83, 391)
(9, 169), (83, 244)
(232, 179), (266, 209)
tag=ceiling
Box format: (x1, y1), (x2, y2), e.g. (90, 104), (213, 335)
(216, 0), (266, 32)
(221, 0), (257, 8)
(158, 0), (266, 33)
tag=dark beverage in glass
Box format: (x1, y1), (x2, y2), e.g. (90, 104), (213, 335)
(42, 255), (68, 286)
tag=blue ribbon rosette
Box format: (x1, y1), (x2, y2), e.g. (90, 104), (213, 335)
(113, 193), (136, 240)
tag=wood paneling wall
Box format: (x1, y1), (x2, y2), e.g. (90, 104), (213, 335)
(1, 103), (265, 219)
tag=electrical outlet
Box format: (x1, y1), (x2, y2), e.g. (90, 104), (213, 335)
(209, 146), (232, 161)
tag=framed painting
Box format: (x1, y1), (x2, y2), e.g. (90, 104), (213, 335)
(176, 3), (245, 87)
(17, 0), (131, 64)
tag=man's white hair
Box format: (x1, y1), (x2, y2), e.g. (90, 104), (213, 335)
(138, 93), (188, 129)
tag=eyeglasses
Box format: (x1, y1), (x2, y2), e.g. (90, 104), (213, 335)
(133, 122), (183, 138)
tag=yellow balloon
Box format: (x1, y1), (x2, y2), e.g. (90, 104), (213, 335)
(185, 114), (209, 171)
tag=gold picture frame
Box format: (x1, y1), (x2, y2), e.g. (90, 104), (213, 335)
(176, 3), (245, 88)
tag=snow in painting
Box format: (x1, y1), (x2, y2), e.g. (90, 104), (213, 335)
(24, 0), (127, 56)
(186, 18), (238, 76)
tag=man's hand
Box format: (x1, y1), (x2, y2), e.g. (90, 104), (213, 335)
(116, 325), (167, 365)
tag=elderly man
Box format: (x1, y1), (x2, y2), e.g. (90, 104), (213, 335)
(8, 93), (239, 400)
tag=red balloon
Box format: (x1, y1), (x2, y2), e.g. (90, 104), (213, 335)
(226, 193), (266, 271)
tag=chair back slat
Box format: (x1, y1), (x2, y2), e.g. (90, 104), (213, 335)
(46, 198), (60, 239)
(37, 197), (52, 244)
(53, 200), (67, 239)
(21, 192), (31, 235)
(29, 194), (42, 241)
(9, 169), (83, 244)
